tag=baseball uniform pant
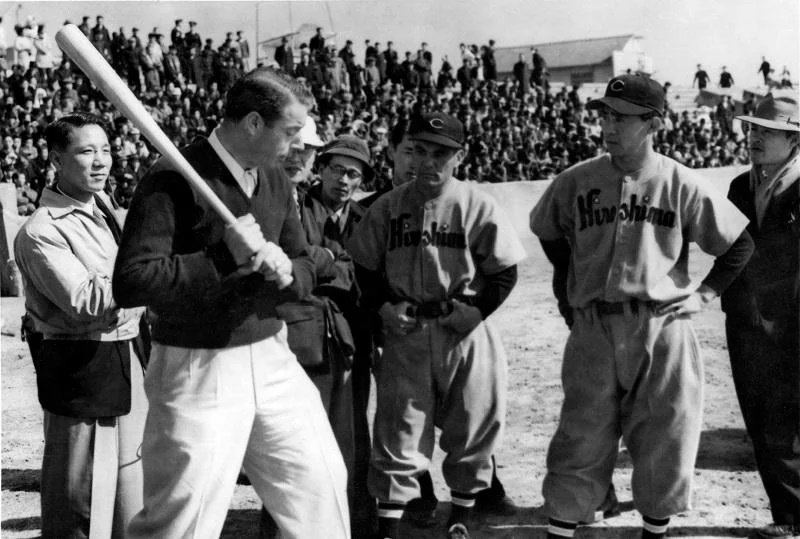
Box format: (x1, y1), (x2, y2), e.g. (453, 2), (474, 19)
(369, 318), (507, 504)
(544, 304), (703, 523)
(40, 343), (147, 539)
(727, 320), (800, 525)
(127, 329), (350, 539)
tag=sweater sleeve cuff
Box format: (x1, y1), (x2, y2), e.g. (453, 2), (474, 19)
(205, 241), (238, 276)
(470, 265), (518, 319)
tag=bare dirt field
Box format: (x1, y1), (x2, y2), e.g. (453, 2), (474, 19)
(1, 172), (771, 538)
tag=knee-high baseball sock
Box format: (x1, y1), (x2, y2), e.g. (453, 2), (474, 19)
(448, 490), (476, 526)
(419, 471), (437, 502)
(642, 515), (670, 538)
(377, 502), (404, 539)
(547, 517), (578, 538)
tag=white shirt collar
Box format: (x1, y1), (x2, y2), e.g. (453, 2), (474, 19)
(54, 184), (96, 213)
(208, 128), (255, 196)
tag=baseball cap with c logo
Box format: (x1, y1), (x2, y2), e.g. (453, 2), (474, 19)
(587, 74), (665, 116)
(409, 112), (465, 149)
(610, 79), (626, 92)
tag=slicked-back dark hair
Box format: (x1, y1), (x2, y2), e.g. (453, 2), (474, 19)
(224, 67), (311, 125)
(45, 112), (110, 152)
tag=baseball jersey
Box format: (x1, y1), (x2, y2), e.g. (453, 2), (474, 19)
(530, 153), (749, 307)
(347, 179), (526, 304)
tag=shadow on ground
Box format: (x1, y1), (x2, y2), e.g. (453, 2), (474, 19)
(1, 516), (41, 532)
(2, 455), (757, 537)
(570, 426), (756, 474)
(221, 509), (261, 538)
(478, 525), (752, 538)
(696, 428), (756, 471)
(222, 501), (756, 538)
(2, 468), (40, 492)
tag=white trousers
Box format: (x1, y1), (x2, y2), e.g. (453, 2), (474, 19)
(127, 328), (350, 539)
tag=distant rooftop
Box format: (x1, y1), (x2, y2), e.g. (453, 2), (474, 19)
(497, 34), (640, 69)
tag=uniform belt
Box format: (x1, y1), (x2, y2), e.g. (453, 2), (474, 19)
(411, 301), (454, 318)
(594, 300), (650, 316)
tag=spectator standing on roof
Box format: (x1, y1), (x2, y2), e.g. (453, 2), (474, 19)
(719, 66), (734, 88)
(693, 64), (710, 89)
(758, 56), (772, 86)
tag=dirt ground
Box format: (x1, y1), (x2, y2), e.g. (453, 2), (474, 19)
(0, 171), (773, 538)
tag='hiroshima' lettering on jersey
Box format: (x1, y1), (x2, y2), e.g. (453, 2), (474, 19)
(577, 188), (676, 231)
(389, 213), (467, 251)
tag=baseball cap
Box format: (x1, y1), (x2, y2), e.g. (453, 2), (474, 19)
(299, 116), (324, 147)
(587, 74), (665, 116)
(408, 112), (465, 149)
(320, 134), (373, 179)
(736, 93), (800, 132)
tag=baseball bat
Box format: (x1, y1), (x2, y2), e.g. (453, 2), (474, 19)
(55, 24), (292, 287)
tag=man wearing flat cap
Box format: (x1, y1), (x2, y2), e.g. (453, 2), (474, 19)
(722, 93), (800, 539)
(530, 74), (754, 539)
(347, 112), (525, 539)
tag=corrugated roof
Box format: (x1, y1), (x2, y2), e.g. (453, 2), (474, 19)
(496, 34), (638, 70)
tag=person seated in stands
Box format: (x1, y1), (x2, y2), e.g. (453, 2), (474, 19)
(13, 171), (38, 215)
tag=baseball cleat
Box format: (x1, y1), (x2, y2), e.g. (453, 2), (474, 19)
(474, 494), (519, 516)
(404, 496), (438, 527)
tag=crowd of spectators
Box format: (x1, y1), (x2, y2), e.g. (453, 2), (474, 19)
(0, 13), (753, 217)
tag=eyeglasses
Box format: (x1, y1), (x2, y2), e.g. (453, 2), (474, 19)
(326, 163), (363, 180)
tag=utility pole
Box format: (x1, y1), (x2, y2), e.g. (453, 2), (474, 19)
(255, 2), (259, 65)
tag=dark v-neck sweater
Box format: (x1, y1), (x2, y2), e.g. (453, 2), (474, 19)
(113, 137), (317, 348)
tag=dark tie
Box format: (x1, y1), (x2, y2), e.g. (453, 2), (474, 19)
(94, 194), (122, 244)
(95, 193), (152, 362)
(329, 212), (342, 234)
